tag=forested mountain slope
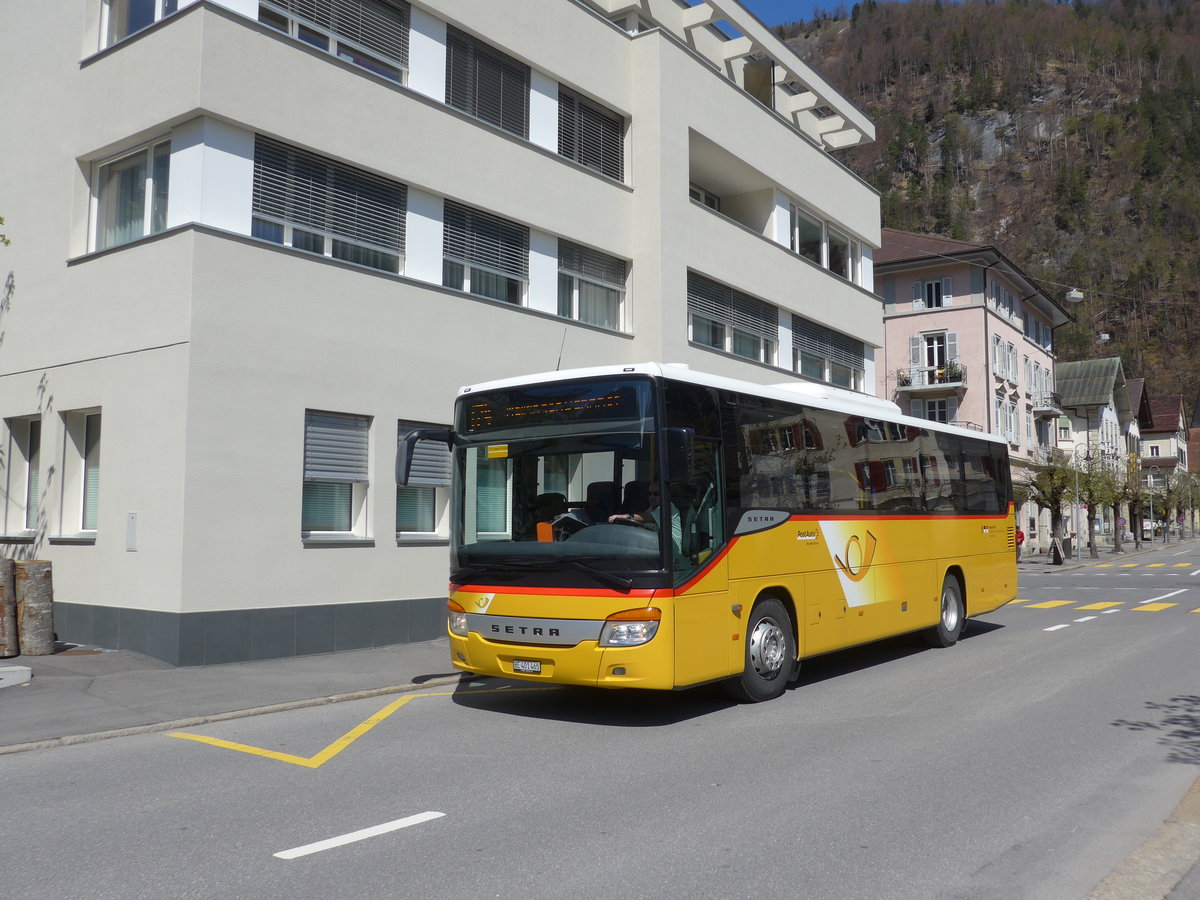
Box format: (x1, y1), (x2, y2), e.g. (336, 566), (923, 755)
(778, 0), (1200, 403)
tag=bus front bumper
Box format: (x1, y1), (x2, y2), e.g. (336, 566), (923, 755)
(448, 629), (676, 690)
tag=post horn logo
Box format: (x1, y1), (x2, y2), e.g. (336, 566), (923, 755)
(834, 531), (877, 583)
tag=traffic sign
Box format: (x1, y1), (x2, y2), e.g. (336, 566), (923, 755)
(1117, 517), (1127, 527)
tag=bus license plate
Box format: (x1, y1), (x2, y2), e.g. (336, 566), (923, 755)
(512, 659), (542, 674)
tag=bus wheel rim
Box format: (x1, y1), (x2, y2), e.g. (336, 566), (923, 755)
(942, 588), (960, 631)
(749, 616), (786, 677)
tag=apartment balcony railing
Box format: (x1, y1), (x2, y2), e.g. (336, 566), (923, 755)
(896, 360), (967, 392)
(1032, 392), (1063, 416)
(948, 419), (983, 432)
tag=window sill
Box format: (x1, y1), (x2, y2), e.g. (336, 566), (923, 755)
(301, 535), (375, 547)
(395, 535), (449, 546)
(0, 533), (37, 544)
(49, 534), (98, 546)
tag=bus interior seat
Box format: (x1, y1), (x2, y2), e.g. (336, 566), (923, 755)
(585, 481), (619, 523)
(621, 480), (649, 516)
(533, 492), (567, 521)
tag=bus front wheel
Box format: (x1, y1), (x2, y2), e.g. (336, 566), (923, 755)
(726, 596), (795, 703)
(924, 574), (965, 648)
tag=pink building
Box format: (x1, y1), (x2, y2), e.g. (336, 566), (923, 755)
(873, 229), (1074, 549)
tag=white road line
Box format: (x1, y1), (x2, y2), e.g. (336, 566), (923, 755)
(1044, 624), (1071, 631)
(1192, 569), (1200, 577)
(274, 812), (445, 860)
(1172, 550), (1190, 556)
(1141, 589), (1188, 605)
(1074, 616), (1097, 622)
(1102, 609), (1121, 614)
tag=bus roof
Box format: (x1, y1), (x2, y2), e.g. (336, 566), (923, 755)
(457, 363), (1004, 445)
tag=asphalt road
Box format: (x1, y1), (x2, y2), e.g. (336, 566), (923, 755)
(5, 545), (1200, 899)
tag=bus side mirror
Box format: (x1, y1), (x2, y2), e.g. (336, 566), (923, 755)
(397, 428), (454, 487)
(664, 428), (695, 484)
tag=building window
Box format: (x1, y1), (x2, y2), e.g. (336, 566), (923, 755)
(5, 418), (41, 533)
(828, 228), (852, 280)
(1149, 445), (1160, 457)
(558, 87), (624, 180)
(442, 201), (529, 304)
(445, 26), (530, 138)
(396, 423), (451, 537)
(789, 204), (822, 265)
(59, 410), (102, 535)
(793, 315), (865, 391)
(689, 183), (721, 212)
(252, 136), (406, 274)
(687, 273), (777, 365)
(558, 240), (626, 331)
(101, 0), (178, 48)
(912, 397), (957, 423)
(913, 277), (952, 310)
(303, 410), (369, 535)
(82, 415), (101, 531)
(259, 0), (410, 83)
(93, 140), (170, 251)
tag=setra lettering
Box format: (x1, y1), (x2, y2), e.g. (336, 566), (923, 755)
(491, 624), (561, 637)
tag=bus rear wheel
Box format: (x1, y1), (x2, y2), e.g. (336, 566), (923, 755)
(726, 596), (795, 703)
(924, 574), (965, 648)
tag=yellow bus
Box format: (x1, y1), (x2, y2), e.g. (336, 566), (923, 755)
(399, 363), (1016, 702)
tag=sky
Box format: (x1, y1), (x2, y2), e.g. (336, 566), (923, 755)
(740, 0), (849, 26)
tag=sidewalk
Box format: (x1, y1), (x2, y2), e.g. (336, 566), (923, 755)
(0, 637), (459, 754)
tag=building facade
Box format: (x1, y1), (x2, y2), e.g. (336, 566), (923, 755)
(872, 229), (1071, 551)
(0, 0), (881, 664)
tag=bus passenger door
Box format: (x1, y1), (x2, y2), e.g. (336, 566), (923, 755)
(671, 440), (735, 686)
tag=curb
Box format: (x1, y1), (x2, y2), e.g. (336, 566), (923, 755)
(0, 673), (465, 757)
(1086, 778), (1200, 899)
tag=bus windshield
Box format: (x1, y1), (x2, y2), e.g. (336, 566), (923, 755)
(452, 378), (667, 583)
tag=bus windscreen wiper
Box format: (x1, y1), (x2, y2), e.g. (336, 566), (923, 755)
(567, 560), (633, 593)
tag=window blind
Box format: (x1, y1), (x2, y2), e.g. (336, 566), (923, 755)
(83, 414), (101, 530)
(445, 26), (530, 138)
(253, 136), (406, 254)
(687, 272), (776, 342)
(304, 411), (369, 483)
(792, 315), (865, 372)
(558, 87), (624, 180)
(558, 240), (626, 287)
(443, 200), (529, 279)
(267, 0), (410, 65)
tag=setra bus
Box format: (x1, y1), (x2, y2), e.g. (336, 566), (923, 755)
(398, 363), (1016, 702)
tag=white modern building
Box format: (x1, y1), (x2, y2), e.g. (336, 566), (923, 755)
(0, 0), (881, 664)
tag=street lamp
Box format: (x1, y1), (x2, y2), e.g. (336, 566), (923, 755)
(1073, 443), (1092, 560)
(1149, 465), (1160, 544)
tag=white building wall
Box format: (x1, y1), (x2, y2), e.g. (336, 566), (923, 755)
(0, 0), (882, 663)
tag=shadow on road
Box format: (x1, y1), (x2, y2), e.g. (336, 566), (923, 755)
(450, 619), (1006, 727)
(1112, 695), (1200, 766)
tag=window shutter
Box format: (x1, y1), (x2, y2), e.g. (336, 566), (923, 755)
(687, 273), (776, 344)
(445, 26), (530, 138)
(443, 200), (529, 280)
(910, 399), (923, 418)
(947, 396), (959, 422)
(912, 281), (923, 310)
(908, 334), (921, 368)
(559, 239), (626, 287)
(792, 315), (865, 373)
(558, 87), (624, 180)
(253, 136), (405, 254)
(304, 411), (369, 483)
(942, 276), (953, 306)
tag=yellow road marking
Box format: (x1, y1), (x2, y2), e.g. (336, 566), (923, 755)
(1147, 564), (1165, 568)
(1174, 563), (1192, 568)
(1120, 564), (1139, 568)
(1025, 600), (1075, 609)
(1007, 598), (1033, 604)
(1095, 564), (1113, 568)
(1134, 603), (1177, 612)
(1076, 602), (1124, 610)
(167, 685), (546, 768)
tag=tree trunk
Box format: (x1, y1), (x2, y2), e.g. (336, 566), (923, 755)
(1087, 512), (1099, 559)
(0, 559), (17, 658)
(1111, 504), (1123, 554)
(14, 560), (54, 656)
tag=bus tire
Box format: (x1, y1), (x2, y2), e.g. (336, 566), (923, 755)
(924, 573), (965, 648)
(726, 596), (795, 703)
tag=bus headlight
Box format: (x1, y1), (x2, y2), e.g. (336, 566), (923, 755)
(448, 599), (468, 637)
(599, 607), (661, 646)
